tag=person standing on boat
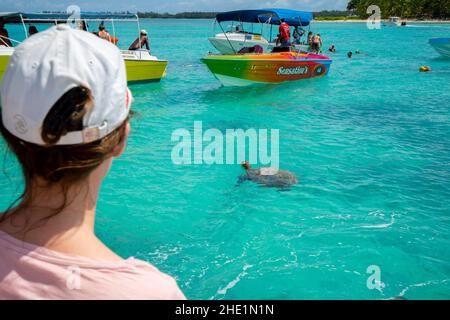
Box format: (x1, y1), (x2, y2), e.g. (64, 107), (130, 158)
(278, 18), (291, 47)
(312, 34), (323, 53)
(98, 23), (111, 41)
(0, 24), (186, 300)
(307, 31), (313, 46)
(129, 30), (150, 51)
(293, 26), (304, 45)
(0, 18), (13, 47)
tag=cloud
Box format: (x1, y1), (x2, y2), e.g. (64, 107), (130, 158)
(0, 0), (348, 13)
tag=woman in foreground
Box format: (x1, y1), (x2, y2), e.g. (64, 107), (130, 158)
(0, 24), (185, 300)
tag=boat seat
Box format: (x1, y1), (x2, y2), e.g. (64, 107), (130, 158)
(238, 45), (264, 54)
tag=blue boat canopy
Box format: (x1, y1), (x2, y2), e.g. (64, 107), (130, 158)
(215, 8), (313, 27)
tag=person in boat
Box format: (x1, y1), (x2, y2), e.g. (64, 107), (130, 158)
(239, 161), (298, 188)
(278, 18), (291, 47)
(307, 31), (313, 47)
(0, 25), (186, 300)
(312, 34), (323, 53)
(79, 20), (89, 32)
(129, 30), (150, 51)
(293, 26), (304, 45)
(98, 23), (111, 41)
(0, 18), (13, 47)
(97, 24), (118, 45)
(275, 33), (281, 46)
(28, 26), (39, 36)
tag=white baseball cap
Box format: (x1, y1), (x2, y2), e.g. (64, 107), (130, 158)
(0, 24), (132, 146)
(140, 29), (148, 35)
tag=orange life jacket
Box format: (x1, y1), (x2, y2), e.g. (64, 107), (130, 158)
(98, 30), (118, 45)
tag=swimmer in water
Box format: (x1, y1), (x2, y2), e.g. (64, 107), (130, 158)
(347, 51), (353, 58)
(238, 161), (298, 189)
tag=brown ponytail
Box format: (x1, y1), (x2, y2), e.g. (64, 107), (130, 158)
(41, 86), (93, 145)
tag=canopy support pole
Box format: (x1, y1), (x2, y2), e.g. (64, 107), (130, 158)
(219, 22), (236, 54)
(135, 14), (143, 59)
(20, 14), (28, 38)
(111, 18), (116, 43)
(270, 24), (273, 43)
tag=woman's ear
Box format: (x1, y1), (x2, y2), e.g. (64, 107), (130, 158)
(112, 122), (131, 158)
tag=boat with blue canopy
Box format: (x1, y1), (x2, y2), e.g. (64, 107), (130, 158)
(209, 8), (314, 54)
(0, 12), (168, 83)
(429, 38), (450, 59)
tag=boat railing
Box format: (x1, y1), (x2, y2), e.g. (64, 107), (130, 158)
(0, 34), (21, 47)
(4, 15), (151, 53)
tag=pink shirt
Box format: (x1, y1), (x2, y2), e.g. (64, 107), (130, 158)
(0, 231), (186, 300)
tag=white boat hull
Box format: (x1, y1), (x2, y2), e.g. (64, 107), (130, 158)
(384, 17), (406, 27)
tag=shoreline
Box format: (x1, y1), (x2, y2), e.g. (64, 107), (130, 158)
(314, 19), (450, 24)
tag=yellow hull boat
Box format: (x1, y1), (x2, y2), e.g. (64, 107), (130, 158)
(0, 48), (168, 84)
(0, 13), (168, 84)
(125, 59), (168, 83)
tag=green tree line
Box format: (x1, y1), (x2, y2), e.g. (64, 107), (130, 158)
(137, 10), (354, 19)
(347, 0), (450, 18)
(137, 12), (218, 19)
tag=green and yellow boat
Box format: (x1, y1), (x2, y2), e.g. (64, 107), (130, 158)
(0, 12), (168, 83)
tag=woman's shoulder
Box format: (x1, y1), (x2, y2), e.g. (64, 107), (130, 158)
(0, 231), (186, 300)
(105, 258), (186, 300)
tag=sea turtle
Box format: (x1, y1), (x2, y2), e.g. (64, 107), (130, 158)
(238, 161), (299, 188)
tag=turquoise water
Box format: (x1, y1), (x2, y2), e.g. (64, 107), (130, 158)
(1, 19), (450, 299)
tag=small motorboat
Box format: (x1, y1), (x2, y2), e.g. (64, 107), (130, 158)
(202, 49), (332, 86)
(429, 38), (450, 58)
(384, 16), (406, 27)
(208, 9), (313, 55)
(0, 12), (168, 83)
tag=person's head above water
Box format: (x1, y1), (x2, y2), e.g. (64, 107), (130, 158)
(241, 161), (251, 171)
(348, 51), (353, 58)
(0, 24), (132, 227)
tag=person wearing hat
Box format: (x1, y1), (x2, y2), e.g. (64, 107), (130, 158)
(129, 29), (150, 51)
(0, 24), (185, 300)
